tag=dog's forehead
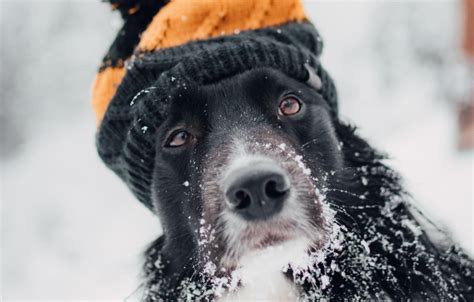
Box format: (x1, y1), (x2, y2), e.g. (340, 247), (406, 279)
(200, 68), (300, 109)
(163, 68), (309, 130)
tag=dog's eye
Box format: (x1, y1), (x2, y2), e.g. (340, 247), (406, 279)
(166, 130), (191, 147)
(278, 96), (301, 116)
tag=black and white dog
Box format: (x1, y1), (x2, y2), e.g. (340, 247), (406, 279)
(140, 67), (473, 300)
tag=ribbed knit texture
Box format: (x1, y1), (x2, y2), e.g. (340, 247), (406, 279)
(96, 21), (338, 210)
(92, 0), (306, 123)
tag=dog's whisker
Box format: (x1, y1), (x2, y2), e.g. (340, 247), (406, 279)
(301, 137), (320, 150)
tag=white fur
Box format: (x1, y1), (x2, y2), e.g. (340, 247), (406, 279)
(212, 139), (323, 300)
(218, 238), (310, 301)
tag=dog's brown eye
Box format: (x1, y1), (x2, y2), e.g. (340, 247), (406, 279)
(278, 96), (301, 116)
(166, 130), (191, 147)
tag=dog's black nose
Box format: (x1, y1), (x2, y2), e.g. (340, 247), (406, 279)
(224, 163), (290, 220)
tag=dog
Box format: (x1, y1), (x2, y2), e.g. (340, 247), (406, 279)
(137, 67), (474, 300)
(91, 1), (474, 300)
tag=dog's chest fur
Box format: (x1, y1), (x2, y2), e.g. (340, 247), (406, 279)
(218, 238), (309, 301)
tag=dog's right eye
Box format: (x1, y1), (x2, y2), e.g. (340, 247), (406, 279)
(165, 130), (192, 148)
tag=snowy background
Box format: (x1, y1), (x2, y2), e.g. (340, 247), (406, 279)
(1, 0), (473, 300)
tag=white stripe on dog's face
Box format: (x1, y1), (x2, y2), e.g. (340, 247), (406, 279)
(219, 152), (309, 262)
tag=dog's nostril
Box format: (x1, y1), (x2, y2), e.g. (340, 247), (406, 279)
(234, 190), (252, 209)
(265, 180), (289, 199)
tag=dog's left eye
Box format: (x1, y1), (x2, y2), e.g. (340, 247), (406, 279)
(165, 130), (192, 148)
(278, 96), (301, 116)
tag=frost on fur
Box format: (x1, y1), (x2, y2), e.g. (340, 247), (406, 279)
(140, 123), (474, 301)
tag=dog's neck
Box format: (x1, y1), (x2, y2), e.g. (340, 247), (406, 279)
(217, 238), (310, 301)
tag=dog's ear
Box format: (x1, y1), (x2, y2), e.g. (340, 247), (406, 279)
(304, 64), (322, 91)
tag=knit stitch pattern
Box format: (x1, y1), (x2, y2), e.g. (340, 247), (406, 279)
(93, 1), (338, 210)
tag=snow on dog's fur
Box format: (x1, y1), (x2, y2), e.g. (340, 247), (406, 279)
(140, 68), (474, 301)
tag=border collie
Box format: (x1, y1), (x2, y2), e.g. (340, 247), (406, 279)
(137, 67), (474, 300)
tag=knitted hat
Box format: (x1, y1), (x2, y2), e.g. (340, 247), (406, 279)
(92, 0), (338, 210)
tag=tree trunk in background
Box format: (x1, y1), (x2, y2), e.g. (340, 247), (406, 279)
(458, 0), (474, 150)
(463, 0), (474, 56)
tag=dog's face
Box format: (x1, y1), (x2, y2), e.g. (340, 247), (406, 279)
(145, 67), (474, 300)
(152, 68), (342, 273)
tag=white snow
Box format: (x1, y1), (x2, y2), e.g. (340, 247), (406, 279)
(2, 117), (161, 300)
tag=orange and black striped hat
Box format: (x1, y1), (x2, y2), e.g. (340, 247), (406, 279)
(93, 0), (338, 210)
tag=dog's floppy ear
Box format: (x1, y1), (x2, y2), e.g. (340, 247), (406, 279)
(304, 63), (322, 91)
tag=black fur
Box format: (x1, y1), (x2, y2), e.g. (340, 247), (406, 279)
(138, 68), (474, 300)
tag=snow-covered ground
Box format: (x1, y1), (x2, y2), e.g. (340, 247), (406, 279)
(1, 1), (473, 300)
